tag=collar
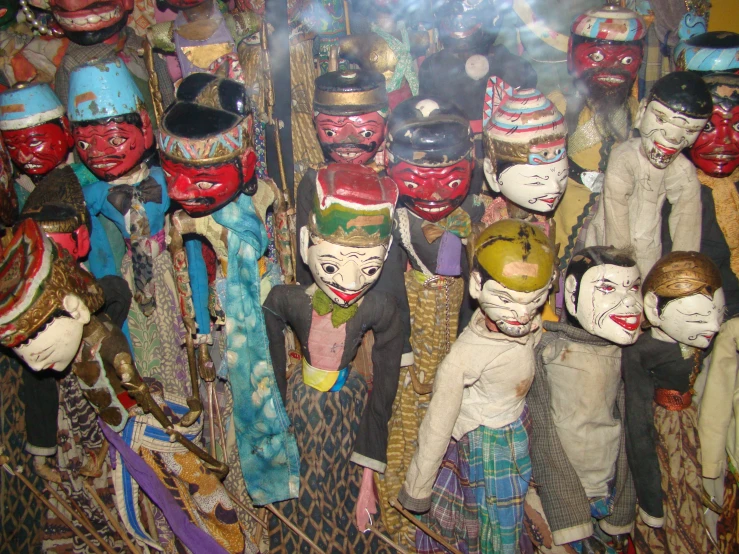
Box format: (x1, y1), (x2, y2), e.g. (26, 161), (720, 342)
(108, 163), (150, 186)
(311, 287), (358, 328)
(468, 309), (533, 345)
(543, 320), (615, 346)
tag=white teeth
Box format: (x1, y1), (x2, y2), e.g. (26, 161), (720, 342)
(421, 206), (447, 213)
(57, 7), (119, 27)
(87, 14), (101, 23)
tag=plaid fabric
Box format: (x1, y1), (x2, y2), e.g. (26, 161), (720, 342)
(418, 407), (532, 554)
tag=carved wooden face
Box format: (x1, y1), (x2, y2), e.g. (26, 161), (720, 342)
(48, 226), (91, 261)
(570, 40), (643, 102)
(565, 264), (643, 345)
(388, 159), (473, 222)
(646, 289), (725, 348)
(2, 118), (73, 177)
(637, 101), (707, 169)
(314, 111), (386, 165)
(690, 99), (739, 177)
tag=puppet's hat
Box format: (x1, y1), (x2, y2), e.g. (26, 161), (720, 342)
(67, 57), (143, 123)
(310, 163), (398, 247)
(474, 219), (554, 293)
(571, 4), (646, 42)
(20, 166), (90, 234)
(483, 77), (566, 165)
(386, 96), (473, 167)
(675, 31), (739, 73)
(314, 70), (388, 117)
(643, 251), (722, 300)
(0, 83), (65, 131)
(0, 219), (103, 347)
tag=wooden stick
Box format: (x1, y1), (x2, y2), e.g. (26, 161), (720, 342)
(253, 507), (268, 546)
(367, 526), (409, 554)
(44, 485), (117, 554)
(4, 466), (106, 554)
(143, 496), (160, 544)
(225, 490), (268, 530)
(389, 499), (463, 554)
(266, 504), (324, 554)
(83, 481), (145, 554)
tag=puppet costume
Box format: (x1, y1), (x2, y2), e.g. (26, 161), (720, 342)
(265, 165), (402, 553)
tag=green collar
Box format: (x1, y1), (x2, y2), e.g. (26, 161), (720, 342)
(312, 288), (358, 328)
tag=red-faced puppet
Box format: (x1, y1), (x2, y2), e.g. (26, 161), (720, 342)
(690, 72), (739, 177)
(568, 5), (646, 107)
(159, 73), (257, 216)
(385, 96), (474, 222)
(0, 83), (74, 179)
(313, 70), (389, 166)
(49, 0), (134, 45)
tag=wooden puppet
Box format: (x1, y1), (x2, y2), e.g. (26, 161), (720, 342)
(0, 83), (75, 207)
(585, 71), (712, 279)
(623, 251), (725, 554)
(400, 219), (555, 554)
(264, 163), (402, 553)
(481, 77), (568, 238)
(550, 4), (646, 272)
(525, 246), (642, 554)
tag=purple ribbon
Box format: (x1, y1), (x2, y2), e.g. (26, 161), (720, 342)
(99, 418), (229, 554)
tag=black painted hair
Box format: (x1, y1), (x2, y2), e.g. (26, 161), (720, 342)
(15, 309), (74, 347)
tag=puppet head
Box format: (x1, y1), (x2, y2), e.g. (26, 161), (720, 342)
(301, 163), (398, 307)
(564, 246), (642, 345)
(0, 84), (74, 178)
(482, 78), (568, 213)
(313, 70), (389, 165)
(643, 251), (724, 349)
(470, 219), (555, 337)
(386, 96), (474, 222)
(636, 71), (713, 169)
(67, 58), (154, 182)
(0, 219), (104, 370)
(436, 0), (502, 56)
(49, 0), (134, 45)
(568, 5), (645, 107)
(689, 72), (739, 177)
(20, 166), (91, 261)
(159, 73), (257, 215)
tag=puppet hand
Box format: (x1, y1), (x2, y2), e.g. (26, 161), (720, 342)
(580, 535), (607, 554)
(356, 467), (378, 531)
(610, 533), (629, 553)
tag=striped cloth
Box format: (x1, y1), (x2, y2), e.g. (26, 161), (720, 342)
(418, 407), (532, 554)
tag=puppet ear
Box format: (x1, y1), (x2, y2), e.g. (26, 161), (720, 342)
(643, 291), (660, 327)
(62, 294), (91, 325)
(634, 98), (648, 130)
(469, 269), (483, 301)
(300, 226), (311, 266)
(564, 274), (578, 317)
(483, 158), (500, 193)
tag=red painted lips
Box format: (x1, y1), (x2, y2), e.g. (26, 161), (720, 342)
(610, 313), (641, 332)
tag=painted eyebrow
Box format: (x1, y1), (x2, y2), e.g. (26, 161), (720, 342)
(319, 254), (341, 260)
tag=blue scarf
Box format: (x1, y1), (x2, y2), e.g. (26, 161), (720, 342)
(212, 194), (299, 504)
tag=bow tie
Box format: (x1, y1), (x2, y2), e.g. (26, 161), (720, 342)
(312, 288), (358, 328)
(421, 207), (472, 243)
(107, 177), (162, 216)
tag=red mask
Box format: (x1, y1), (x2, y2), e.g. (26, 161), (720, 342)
(3, 118), (73, 176)
(570, 41), (642, 90)
(388, 159), (473, 222)
(314, 111), (386, 165)
(73, 111), (153, 181)
(48, 225), (91, 260)
(162, 150), (257, 215)
(690, 104), (739, 177)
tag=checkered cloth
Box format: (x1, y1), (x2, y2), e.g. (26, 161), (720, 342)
(418, 407), (532, 554)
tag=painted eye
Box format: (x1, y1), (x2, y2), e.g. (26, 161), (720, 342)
(324, 130), (336, 137)
(621, 56), (633, 65)
(554, 148), (563, 156)
(77, 141), (90, 151)
(162, 169), (171, 178)
(500, 298), (511, 304)
(597, 285), (615, 293)
(110, 137), (126, 146)
(403, 180), (419, 189)
(195, 182), (214, 190)
(363, 266), (380, 277)
(360, 130), (374, 139)
(732, 122), (739, 132)
(5, 144), (14, 150)
(321, 263), (338, 274)
(447, 179), (462, 189)
(704, 121), (715, 132)
(29, 140), (42, 148)
(589, 52), (604, 62)
(630, 284), (640, 292)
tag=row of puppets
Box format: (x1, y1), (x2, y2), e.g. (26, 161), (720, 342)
(0, 0), (737, 553)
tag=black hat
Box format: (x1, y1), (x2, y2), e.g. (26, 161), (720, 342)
(314, 70), (388, 116)
(386, 96), (473, 167)
(647, 71), (713, 119)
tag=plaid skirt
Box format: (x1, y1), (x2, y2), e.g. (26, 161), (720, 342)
(418, 406), (532, 554)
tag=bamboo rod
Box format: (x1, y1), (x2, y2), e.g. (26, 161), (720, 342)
(83, 481), (144, 554)
(367, 526), (409, 554)
(266, 504), (323, 554)
(225, 490), (268, 530)
(389, 499), (463, 554)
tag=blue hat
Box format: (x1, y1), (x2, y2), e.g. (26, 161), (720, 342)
(0, 83), (65, 131)
(67, 57), (144, 123)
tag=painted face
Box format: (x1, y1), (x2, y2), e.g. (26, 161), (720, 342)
(49, 0), (133, 41)
(638, 101), (708, 169)
(162, 151), (257, 215)
(571, 41), (643, 90)
(485, 156), (568, 213)
(15, 314), (85, 371)
(689, 103), (739, 177)
(473, 275), (550, 337)
(48, 226), (91, 260)
(73, 118), (151, 181)
(567, 264), (643, 345)
(653, 289), (725, 349)
(306, 236), (388, 307)
(314, 112), (386, 165)
(3, 119), (73, 176)
(388, 159), (473, 222)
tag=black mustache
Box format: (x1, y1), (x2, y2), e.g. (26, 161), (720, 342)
(322, 141), (377, 153)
